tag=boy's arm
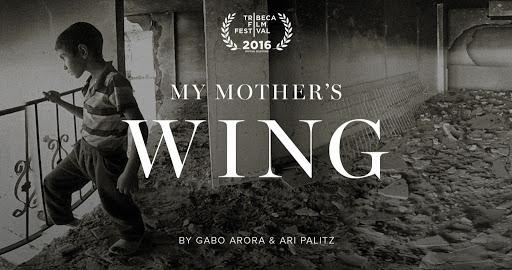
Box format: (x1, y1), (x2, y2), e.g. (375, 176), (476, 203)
(116, 106), (148, 194)
(44, 91), (83, 119)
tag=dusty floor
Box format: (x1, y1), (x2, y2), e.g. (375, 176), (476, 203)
(10, 89), (512, 269)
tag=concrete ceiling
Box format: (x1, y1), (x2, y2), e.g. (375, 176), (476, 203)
(124, 0), (202, 15)
(447, 0), (489, 9)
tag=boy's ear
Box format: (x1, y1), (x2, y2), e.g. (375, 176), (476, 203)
(77, 44), (88, 59)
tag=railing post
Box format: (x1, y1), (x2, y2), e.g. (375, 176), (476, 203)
(72, 93), (83, 199)
(24, 106), (30, 240)
(35, 103), (49, 225)
(72, 92), (78, 143)
(55, 104), (62, 164)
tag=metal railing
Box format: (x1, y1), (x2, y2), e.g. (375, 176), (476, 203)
(0, 88), (96, 255)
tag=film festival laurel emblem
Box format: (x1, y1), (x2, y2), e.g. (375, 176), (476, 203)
(221, 13), (293, 52)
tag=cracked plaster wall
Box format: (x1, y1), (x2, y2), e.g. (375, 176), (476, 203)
(0, 0), (118, 104)
(448, 8), (512, 90)
(128, 12), (206, 120)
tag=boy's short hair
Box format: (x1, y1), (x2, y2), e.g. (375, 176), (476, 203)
(56, 22), (103, 58)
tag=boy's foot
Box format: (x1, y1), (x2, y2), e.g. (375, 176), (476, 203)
(66, 218), (81, 228)
(37, 210), (81, 228)
(108, 237), (143, 256)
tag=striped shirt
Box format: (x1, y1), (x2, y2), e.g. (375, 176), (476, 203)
(81, 62), (137, 152)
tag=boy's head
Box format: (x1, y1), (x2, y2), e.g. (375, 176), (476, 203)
(55, 22), (104, 78)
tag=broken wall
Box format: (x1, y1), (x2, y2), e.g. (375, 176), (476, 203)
(269, 0), (438, 158)
(127, 11), (206, 119)
(448, 8), (512, 90)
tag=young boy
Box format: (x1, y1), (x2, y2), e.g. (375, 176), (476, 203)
(42, 22), (148, 256)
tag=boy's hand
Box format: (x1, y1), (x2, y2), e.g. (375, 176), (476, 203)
(117, 169), (139, 195)
(43, 91), (62, 103)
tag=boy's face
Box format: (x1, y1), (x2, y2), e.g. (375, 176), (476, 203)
(56, 48), (86, 78)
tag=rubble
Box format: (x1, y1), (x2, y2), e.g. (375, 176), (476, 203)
(336, 252), (368, 268)
(13, 89), (512, 269)
(410, 235), (450, 249)
(58, 244), (80, 258)
(0, 257), (15, 270)
(378, 179), (409, 200)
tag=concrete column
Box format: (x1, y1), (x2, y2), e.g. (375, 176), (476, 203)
(203, 0), (270, 186)
(151, 13), (177, 118)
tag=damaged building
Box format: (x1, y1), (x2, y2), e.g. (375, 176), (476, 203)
(1, 0), (512, 269)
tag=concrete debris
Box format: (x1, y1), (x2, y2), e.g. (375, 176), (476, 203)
(410, 235), (449, 249)
(470, 233), (511, 251)
(378, 179), (409, 200)
(59, 244), (80, 257)
(380, 153), (409, 172)
(491, 159), (509, 179)
(336, 252), (368, 268)
(295, 207), (320, 217)
(468, 114), (502, 130)
(496, 200), (512, 210)
(442, 123), (461, 141)
(464, 206), (506, 228)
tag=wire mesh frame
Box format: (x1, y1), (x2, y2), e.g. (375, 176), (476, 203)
(338, 73), (434, 159)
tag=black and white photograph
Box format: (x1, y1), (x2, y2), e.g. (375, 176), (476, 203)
(1, 0), (512, 269)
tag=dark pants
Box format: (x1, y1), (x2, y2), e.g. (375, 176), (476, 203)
(43, 139), (144, 240)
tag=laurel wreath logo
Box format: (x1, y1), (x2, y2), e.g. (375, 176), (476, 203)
(275, 13), (293, 51)
(221, 13), (238, 51)
(221, 13), (293, 52)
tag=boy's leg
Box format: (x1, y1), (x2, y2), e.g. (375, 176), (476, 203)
(43, 148), (90, 225)
(94, 153), (145, 241)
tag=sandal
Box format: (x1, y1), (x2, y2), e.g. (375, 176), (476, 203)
(108, 237), (143, 256)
